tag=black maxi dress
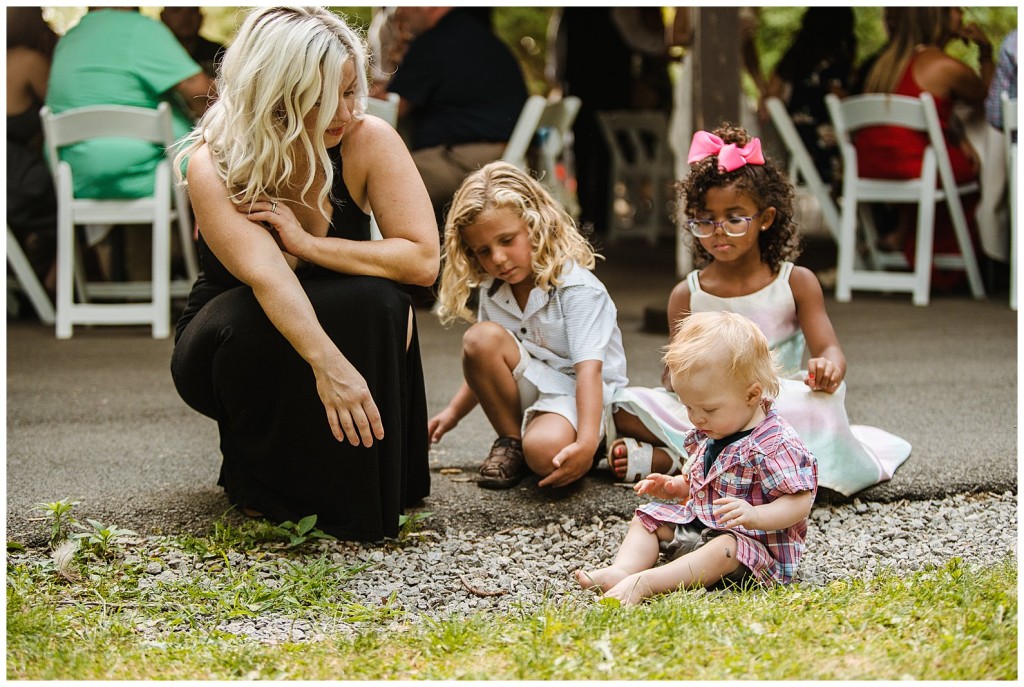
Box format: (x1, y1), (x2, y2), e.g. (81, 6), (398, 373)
(171, 144), (431, 541)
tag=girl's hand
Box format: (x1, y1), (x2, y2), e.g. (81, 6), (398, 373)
(635, 473), (689, 502)
(239, 198), (315, 260)
(312, 352), (384, 446)
(713, 496), (759, 530)
(539, 442), (593, 488)
(805, 357), (843, 393)
(427, 408), (459, 444)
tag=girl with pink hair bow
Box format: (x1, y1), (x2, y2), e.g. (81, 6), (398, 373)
(603, 123), (912, 498)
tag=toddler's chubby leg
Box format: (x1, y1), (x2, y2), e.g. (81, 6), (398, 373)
(603, 533), (741, 606)
(462, 321), (523, 438)
(575, 516), (671, 592)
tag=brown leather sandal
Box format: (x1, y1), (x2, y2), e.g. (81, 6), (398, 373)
(478, 436), (526, 489)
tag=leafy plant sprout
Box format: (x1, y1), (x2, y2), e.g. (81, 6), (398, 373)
(32, 498), (80, 548)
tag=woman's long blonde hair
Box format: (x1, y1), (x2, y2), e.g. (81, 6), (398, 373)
(436, 161), (599, 325)
(863, 7), (952, 94)
(173, 6), (368, 218)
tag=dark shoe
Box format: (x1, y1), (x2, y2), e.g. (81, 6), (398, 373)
(478, 436), (526, 489)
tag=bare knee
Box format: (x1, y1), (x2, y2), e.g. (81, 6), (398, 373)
(462, 321), (511, 361)
(522, 432), (559, 476)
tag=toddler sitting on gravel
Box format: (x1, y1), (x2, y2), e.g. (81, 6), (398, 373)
(576, 311), (817, 605)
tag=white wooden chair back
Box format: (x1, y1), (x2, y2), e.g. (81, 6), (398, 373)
(766, 95), (840, 240)
(597, 109), (676, 245)
(40, 102), (197, 337)
(825, 92), (985, 305)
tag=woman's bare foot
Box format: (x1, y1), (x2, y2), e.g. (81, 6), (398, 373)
(609, 440), (678, 481)
(575, 565), (631, 592)
(603, 572), (655, 606)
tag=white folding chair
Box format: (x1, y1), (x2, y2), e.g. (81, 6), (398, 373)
(7, 225), (55, 325)
(365, 92), (400, 128)
(501, 95), (547, 170)
(531, 96), (581, 217)
(766, 96), (840, 241)
(825, 92), (985, 305)
(500, 95), (582, 216)
(365, 93), (402, 240)
(41, 102), (199, 338)
(1002, 93), (1017, 310)
(597, 110), (676, 245)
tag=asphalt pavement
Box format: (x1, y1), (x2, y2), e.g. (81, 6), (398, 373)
(5, 239), (1017, 546)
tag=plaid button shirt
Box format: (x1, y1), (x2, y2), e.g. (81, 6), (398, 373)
(637, 403), (817, 585)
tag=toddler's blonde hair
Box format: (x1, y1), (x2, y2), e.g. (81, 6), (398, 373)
(664, 311), (780, 398)
(435, 161), (598, 325)
(174, 6), (369, 219)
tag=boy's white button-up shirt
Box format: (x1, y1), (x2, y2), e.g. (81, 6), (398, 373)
(478, 261), (628, 405)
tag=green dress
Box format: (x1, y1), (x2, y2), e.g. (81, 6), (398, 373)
(45, 9), (201, 198)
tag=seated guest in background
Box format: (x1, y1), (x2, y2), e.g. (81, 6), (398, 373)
(7, 7), (58, 295)
(161, 6), (225, 80)
(46, 7), (214, 200)
(985, 28), (1017, 132)
(386, 7), (528, 232)
(767, 7), (856, 195)
(45, 7), (215, 282)
(856, 7), (993, 289)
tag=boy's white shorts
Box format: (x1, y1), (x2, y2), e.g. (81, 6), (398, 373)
(505, 327), (606, 439)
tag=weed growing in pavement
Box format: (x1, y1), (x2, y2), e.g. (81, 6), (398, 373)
(72, 519), (138, 558)
(32, 498), (80, 548)
(268, 515), (337, 549)
(397, 511), (434, 542)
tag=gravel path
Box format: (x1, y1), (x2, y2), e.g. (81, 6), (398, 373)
(17, 491), (1015, 645)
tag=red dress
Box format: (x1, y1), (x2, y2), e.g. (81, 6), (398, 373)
(853, 53), (979, 285)
(855, 53), (977, 183)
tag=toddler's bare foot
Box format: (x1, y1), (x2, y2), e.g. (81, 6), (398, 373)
(575, 566), (630, 592)
(603, 572), (655, 606)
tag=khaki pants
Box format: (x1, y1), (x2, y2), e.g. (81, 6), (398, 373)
(412, 142), (506, 228)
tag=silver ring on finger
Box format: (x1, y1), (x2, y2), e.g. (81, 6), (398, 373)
(271, 201), (278, 213)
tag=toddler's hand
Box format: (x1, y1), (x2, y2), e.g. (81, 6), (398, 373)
(635, 473), (689, 502)
(713, 496), (759, 530)
(805, 357), (842, 393)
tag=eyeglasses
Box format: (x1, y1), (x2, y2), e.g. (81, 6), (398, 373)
(686, 210), (763, 238)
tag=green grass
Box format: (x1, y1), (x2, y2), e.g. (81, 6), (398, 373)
(6, 519), (1016, 680)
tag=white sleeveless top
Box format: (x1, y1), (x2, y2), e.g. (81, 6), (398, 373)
(687, 261), (806, 375)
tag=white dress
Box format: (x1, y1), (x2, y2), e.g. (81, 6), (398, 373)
(608, 262), (912, 496)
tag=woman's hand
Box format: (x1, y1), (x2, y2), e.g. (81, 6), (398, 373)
(635, 473), (689, 502)
(312, 351), (384, 446)
(805, 356), (843, 393)
(239, 198), (315, 261)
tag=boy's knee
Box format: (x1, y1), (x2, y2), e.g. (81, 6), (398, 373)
(521, 436), (557, 476)
(462, 321), (507, 358)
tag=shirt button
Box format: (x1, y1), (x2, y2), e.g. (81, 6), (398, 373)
(697, 491), (705, 499)
(520, 327), (527, 334)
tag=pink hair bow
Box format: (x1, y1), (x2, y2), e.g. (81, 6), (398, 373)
(687, 131), (765, 172)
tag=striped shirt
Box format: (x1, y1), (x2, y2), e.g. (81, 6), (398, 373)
(478, 261), (628, 405)
(637, 403), (817, 585)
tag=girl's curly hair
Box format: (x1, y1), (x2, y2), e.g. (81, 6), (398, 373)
(678, 122), (800, 273)
(435, 161), (599, 325)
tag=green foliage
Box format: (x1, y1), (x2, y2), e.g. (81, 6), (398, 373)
(396, 511), (433, 542)
(32, 498), (81, 548)
(6, 551), (1016, 680)
(268, 515), (337, 550)
(71, 519), (136, 557)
